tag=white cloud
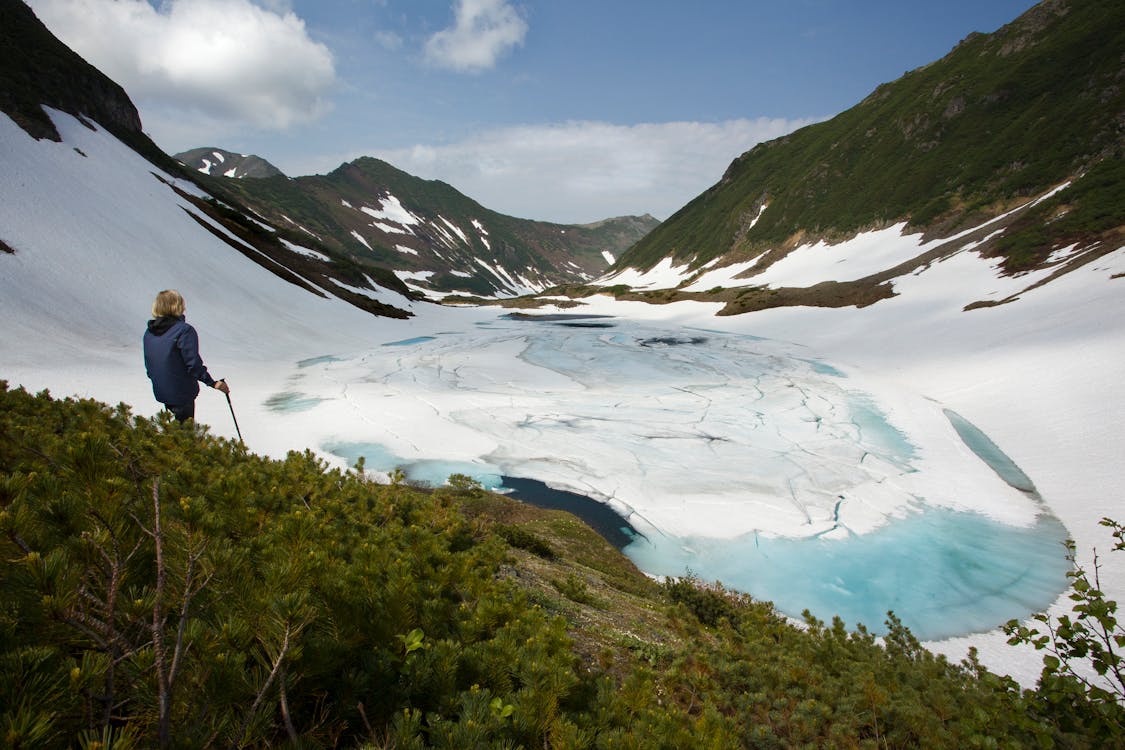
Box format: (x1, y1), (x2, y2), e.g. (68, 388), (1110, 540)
(424, 0), (528, 73)
(342, 118), (822, 224)
(27, 0), (335, 133)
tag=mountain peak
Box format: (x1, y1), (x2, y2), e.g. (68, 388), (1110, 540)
(175, 147), (285, 179)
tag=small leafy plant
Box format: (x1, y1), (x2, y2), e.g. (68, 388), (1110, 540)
(1005, 519), (1125, 737)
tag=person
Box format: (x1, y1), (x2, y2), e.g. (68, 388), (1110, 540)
(143, 289), (229, 422)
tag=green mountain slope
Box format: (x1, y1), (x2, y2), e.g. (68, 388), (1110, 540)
(208, 156), (659, 298)
(618, 0), (1124, 275)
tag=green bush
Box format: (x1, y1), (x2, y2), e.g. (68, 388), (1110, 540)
(495, 524), (557, 560)
(550, 573), (600, 607)
(664, 573), (747, 627)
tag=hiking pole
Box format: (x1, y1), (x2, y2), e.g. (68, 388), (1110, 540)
(224, 390), (244, 444)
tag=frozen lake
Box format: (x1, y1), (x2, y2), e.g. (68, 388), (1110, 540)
(275, 314), (1071, 640)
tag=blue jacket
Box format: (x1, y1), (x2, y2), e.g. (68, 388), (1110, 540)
(143, 316), (217, 406)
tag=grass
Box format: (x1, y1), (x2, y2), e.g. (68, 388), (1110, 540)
(455, 489), (670, 669)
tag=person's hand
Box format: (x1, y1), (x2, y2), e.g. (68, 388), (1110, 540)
(214, 379), (230, 394)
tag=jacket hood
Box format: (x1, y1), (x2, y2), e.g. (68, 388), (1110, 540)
(147, 315), (184, 336)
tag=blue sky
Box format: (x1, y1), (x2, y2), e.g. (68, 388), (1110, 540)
(29, 0), (1038, 223)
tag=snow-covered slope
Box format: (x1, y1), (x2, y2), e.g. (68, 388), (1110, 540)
(0, 108), (441, 434)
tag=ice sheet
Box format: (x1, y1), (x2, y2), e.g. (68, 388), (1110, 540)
(288, 318), (1069, 640)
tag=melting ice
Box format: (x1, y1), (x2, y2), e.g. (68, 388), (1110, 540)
(277, 315), (1070, 640)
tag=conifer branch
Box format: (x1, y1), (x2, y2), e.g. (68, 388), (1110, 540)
(279, 665), (299, 746)
(6, 529), (32, 555)
(169, 538), (211, 690)
(151, 478), (173, 750)
(231, 621), (295, 749)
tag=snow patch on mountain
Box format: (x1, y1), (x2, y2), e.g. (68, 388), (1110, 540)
(361, 194), (420, 227)
(350, 230), (372, 250)
(615, 183), (1082, 296)
(394, 269), (445, 299)
(372, 221), (408, 235)
(328, 275), (413, 309)
(745, 222), (917, 287)
(280, 238), (330, 262)
(471, 220), (491, 249)
(280, 214), (320, 239)
(748, 202), (767, 229)
(597, 257), (692, 289)
(431, 222), (458, 248)
(439, 216), (468, 244)
(474, 258), (543, 295)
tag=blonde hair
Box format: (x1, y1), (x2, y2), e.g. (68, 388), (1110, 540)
(152, 289), (185, 318)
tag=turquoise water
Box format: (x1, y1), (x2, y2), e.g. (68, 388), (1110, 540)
(625, 508), (1070, 640)
(945, 409), (1038, 494)
(322, 443), (639, 546)
(297, 354), (343, 368)
(502, 313), (615, 322)
(501, 476), (642, 549)
(621, 407), (1069, 640)
(848, 394), (917, 470)
(382, 336), (437, 347)
(323, 441), (503, 489)
(801, 359), (847, 378)
(264, 391), (325, 413)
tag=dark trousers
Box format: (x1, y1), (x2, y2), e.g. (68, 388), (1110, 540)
(165, 402), (196, 422)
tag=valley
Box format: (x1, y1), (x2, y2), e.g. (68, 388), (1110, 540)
(2, 0), (1124, 742)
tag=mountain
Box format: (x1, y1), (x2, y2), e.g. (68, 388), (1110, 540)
(200, 155), (659, 298)
(1, 0), (422, 322)
(603, 0), (1123, 315)
(2, 0), (655, 313)
(175, 146), (285, 179)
